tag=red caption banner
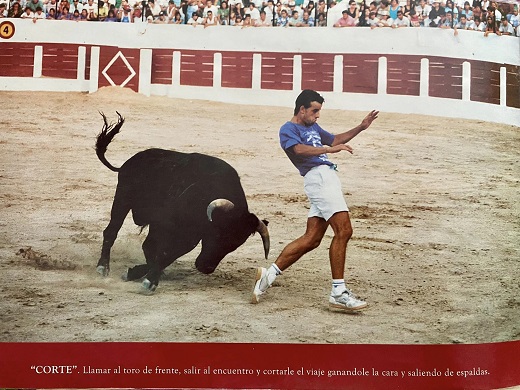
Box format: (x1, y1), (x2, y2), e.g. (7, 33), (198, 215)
(0, 341), (519, 389)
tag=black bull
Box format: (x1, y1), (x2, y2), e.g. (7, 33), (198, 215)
(95, 113), (270, 293)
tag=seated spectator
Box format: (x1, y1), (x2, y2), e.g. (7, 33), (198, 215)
(70, 8), (81, 20)
(472, 4), (482, 20)
(497, 15), (514, 35)
(21, 6), (35, 18)
(276, 9), (289, 26)
(377, 0), (390, 18)
(46, 7), (57, 18)
(118, 5), (132, 22)
(455, 13), (469, 28)
(316, 11), (326, 26)
(415, 0), (431, 26)
(97, 1), (109, 21)
(27, 0), (44, 12)
(358, 2), (369, 26)
(374, 9), (393, 26)
(368, 1), (377, 14)
(44, 0), (57, 15)
(59, 6), (72, 19)
(187, 11), (202, 25)
(440, 10), (455, 27)
(508, 7), (518, 32)
(84, 0), (98, 19)
(154, 10), (169, 22)
(8, 1), (23, 17)
(409, 8), (421, 26)
(444, 0), (458, 19)
(241, 12), (253, 26)
(204, 9), (219, 26)
(263, 0), (275, 22)
(334, 9), (357, 26)
(483, 14), (496, 34)
(203, 0), (218, 17)
(391, 9), (410, 27)
(165, 0), (177, 19)
(133, 7), (145, 22)
(69, 0), (83, 13)
(234, 13), (243, 25)
(58, 0), (68, 14)
(288, 9), (301, 26)
(345, 0), (360, 21)
(246, 2), (260, 22)
(233, 2), (245, 18)
(79, 8), (88, 20)
(461, 1), (473, 19)
(367, 11), (380, 27)
(33, 5), (46, 19)
(316, 0), (326, 14)
(172, 10), (183, 23)
(255, 9), (272, 26)
(428, 0), (445, 26)
(300, 10), (314, 26)
(218, 1), (230, 24)
(388, 0), (400, 20)
(0, 2), (6, 17)
(468, 15), (485, 30)
(306, 0), (315, 16)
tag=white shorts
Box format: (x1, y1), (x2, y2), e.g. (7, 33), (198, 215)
(303, 165), (349, 221)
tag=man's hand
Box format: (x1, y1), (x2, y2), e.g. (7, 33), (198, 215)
(360, 110), (379, 130)
(328, 144), (353, 154)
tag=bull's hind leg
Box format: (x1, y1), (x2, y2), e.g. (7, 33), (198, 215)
(97, 189), (131, 277)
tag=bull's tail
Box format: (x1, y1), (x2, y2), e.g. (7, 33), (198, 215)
(96, 112), (125, 172)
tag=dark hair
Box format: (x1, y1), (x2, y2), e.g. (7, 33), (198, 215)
(294, 90), (324, 116)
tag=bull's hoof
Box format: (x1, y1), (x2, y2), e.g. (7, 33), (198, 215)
(139, 278), (157, 295)
(96, 265), (109, 277)
(121, 270), (129, 282)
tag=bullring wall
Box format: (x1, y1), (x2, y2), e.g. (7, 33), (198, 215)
(0, 19), (519, 125)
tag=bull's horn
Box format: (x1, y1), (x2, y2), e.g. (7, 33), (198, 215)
(207, 199), (235, 222)
(257, 220), (270, 259)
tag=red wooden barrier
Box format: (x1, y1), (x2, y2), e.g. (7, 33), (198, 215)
(387, 54), (421, 96)
(428, 56), (464, 100)
(180, 49), (214, 87)
(0, 42), (35, 77)
(342, 54), (379, 94)
(301, 53), (335, 92)
(260, 52), (294, 90)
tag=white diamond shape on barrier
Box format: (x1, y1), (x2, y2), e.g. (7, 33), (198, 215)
(101, 51), (136, 88)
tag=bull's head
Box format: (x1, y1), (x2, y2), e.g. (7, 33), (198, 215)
(195, 199), (270, 274)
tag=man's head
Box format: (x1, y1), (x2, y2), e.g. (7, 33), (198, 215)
(294, 90), (325, 125)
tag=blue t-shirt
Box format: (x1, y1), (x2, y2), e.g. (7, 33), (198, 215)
(279, 121), (335, 176)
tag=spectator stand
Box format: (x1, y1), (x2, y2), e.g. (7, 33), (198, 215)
(0, 18), (518, 126)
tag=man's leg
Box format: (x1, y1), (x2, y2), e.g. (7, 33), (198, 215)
(327, 211), (352, 279)
(327, 211), (367, 311)
(275, 216), (329, 271)
(252, 217), (328, 303)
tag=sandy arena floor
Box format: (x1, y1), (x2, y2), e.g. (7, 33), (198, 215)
(0, 88), (518, 344)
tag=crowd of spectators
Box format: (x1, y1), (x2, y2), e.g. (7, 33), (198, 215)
(0, 0), (518, 36)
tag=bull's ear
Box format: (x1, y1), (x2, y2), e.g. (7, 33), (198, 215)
(261, 219), (269, 227)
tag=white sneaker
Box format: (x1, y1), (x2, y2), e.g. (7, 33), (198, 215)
(251, 267), (268, 304)
(329, 289), (368, 312)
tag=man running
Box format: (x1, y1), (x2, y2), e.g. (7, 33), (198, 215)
(252, 89), (379, 312)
